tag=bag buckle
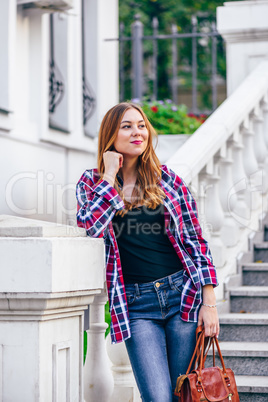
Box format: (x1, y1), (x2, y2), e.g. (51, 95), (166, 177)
(196, 380), (202, 393)
(224, 375), (231, 387)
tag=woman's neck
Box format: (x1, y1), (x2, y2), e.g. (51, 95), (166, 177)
(121, 157), (138, 183)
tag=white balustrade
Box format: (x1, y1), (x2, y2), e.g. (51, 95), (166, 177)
(167, 60), (268, 300)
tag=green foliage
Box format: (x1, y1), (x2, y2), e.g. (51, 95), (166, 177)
(84, 331), (87, 365)
(140, 100), (204, 134)
(105, 301), (111, 338)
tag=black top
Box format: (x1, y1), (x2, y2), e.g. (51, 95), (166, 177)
(112, 204), (184, 283)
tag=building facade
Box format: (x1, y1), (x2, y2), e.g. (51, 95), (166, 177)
(0, 0), (119, 225)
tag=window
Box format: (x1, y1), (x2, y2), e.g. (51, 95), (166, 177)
(81, 0), (96, 136)
(49, 12), (69, 132)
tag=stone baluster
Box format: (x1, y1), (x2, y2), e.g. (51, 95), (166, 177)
(261, 95), (268, 147)
(230, 131), (250, 230)
(261, 96), (268, 214)
(84, 292), (114, 402)
(252, 107), (268, 194)
(106, 336), (141, 402)
(197, 172), (211, 243)
(203, 159), (226, 267)
(187, 175), (210, 239)
(241, 116), (261, 211)
(218, 143), (239, 247)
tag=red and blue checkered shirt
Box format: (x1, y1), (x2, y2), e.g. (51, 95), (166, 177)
(76, 165), (218, 344)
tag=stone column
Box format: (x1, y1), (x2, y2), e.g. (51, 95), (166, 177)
(217, 0), (268, 96)
(0, 215), (105, 402)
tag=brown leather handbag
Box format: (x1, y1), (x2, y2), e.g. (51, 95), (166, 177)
(174, 327), (240, 401)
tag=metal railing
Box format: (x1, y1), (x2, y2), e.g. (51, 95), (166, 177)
(107, 14), (224, 115)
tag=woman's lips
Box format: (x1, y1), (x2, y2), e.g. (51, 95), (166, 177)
(131, 141), (143, 144)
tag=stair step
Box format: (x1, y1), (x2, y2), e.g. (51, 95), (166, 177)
(230, 286), (268, 313)
(219, 313), (268, 342)
(242, 263), (268, 286)
(206, 342), (268, 376)
(254, 242), (268, 262)
(237, 375), (268, 402)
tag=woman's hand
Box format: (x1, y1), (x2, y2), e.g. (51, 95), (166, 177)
(103, 151), (123, 186)
(197, 285), (220, 338)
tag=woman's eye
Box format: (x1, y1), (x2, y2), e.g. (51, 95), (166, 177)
(122, 125), (130, 129)
(139, 124), (146, 128)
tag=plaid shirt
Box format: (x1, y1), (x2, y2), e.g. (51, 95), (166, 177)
(76, 165), (218, 344)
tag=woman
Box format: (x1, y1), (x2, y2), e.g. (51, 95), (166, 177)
(76, 102), (219, 402)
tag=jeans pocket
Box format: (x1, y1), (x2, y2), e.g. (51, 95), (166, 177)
(126, 290), (136, 305)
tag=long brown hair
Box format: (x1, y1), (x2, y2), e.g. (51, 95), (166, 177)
(97, 102), (165, 213)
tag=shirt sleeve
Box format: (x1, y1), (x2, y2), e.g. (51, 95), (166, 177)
(76, 170), (125, 238)
(169, 167), (218, 288)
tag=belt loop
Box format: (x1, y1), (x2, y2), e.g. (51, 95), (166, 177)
(134, 283), (140, 297)
(168, 275), (174, 290)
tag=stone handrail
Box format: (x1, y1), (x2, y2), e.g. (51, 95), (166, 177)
(167, 61), (268, 182)
(167, 60), (268, 303)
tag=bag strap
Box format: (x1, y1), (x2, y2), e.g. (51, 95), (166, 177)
(185, 327), (204, 374)
(186, 326), (213, 374)
(186, 327), (230, 384)
(197, 329), (229, 383)
(213, 335), (228, 375)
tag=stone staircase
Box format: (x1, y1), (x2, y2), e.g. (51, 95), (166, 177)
(207, 222), (268, 401)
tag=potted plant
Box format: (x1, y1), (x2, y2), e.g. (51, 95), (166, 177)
(132, 99), (206, 163)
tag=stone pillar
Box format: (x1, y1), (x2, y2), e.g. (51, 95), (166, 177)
(0, 215), (105, 402)
(217, 0), (268, 96)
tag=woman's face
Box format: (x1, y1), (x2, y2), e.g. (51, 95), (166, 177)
(113, 108), (149, 159)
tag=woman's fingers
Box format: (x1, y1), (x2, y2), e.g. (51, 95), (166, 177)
(103, 151), (123, 176)
(198, 305), (220, 337)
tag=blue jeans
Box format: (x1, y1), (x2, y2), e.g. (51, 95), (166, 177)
(124, 271), (197, 402)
